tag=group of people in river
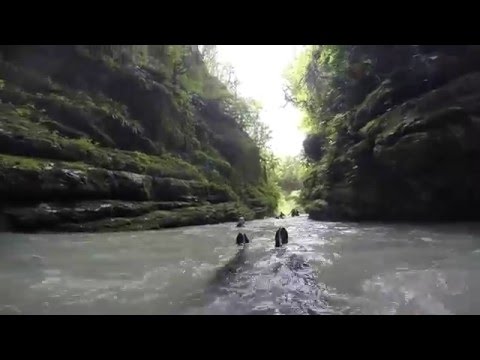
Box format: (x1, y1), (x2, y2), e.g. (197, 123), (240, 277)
(235, 212), (291, 248)
(236, 209), (300, 227)
(275, 208), (300, 219)
(235, 227), (288, 248)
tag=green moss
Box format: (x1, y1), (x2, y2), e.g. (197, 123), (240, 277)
(239, 181), (279, 216)
(0, 102), (205, 181)
(0, 153), (90, 172)
(44, 90), (144, 135)
(0, 154), (46, 171)
(205, 182), (238, 202)
(0, 47), (280, 226)
(0, 69), (147, 150)
(131, 152), (203, 180)
(55, 202), (251, 232)
(192, 150), (233, 178)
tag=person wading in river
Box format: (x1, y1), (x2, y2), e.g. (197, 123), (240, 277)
(236, 217), (245, 227)
(236, 233), (250, 246)
(275, 227), (288, 247)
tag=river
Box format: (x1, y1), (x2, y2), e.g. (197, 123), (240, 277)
(1, 215), (480, 315)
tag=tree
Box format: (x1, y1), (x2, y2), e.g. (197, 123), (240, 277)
(200, 45), (219, 75)
(276, 156), (306, 193)
(217, 63), (239, 96)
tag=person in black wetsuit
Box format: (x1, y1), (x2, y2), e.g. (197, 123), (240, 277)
(274, 227), (288, 247)
(236, 217), (245, 227)
(235, 233), (250, 246)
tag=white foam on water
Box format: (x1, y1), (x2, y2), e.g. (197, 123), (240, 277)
(1, 219), (480, 314)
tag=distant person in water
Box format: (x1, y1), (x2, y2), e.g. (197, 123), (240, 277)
(236, 217), (245, 227)
(275, 227), (288, 247)
(290, 209), (300, 217)
(236, 233), (250, 246)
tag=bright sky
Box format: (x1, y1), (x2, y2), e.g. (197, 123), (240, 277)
(215, 45), (305, 158)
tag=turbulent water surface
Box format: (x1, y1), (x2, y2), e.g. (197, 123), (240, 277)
(1, 215), (480, 315)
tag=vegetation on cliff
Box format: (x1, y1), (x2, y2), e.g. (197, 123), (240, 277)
(0, 45), (280, 231)
(285, 45), (480, 221)
(273, 156), (306, 214)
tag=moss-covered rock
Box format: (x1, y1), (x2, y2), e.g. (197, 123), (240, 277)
(0, 46), (278, 232)
(52, 202), (253, 232)
(0, 102), (204, 181)
(2, 200), (196, 231)
(302, 48), (480, 222)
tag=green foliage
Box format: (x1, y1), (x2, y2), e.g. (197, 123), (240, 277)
(284, 45), (417, 135)
(275, 156), (307, 193)
(242, 180), (280, 214)
(258, 181), (281, 213)
(200, 45), (219, 75)
(192, 150), (233, 178)
(278, 190), (302, 214)
(126, 44), (275, 191)
(0, 71), (147, 151)
(269, 156), (307, 214)
(283, 46), (352, 207)
(284, 45), (348, 132)
(131, 152), (203, 180)
(0, 153), (48, 171)
(0, 101), (203, 180)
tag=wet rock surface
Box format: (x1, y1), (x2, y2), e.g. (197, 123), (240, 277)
(303, 46), (480, 221)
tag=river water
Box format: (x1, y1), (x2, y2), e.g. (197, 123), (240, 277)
(1, 215), (480, 315)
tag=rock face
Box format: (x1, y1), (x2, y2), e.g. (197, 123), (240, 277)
(303, 45), (480, 221)
(0, 45), (275, 232)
